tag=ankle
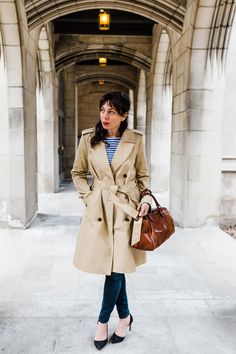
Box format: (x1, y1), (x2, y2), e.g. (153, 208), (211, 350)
(119, 314), (130, 323)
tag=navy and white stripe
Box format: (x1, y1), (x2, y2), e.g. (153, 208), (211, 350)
(104, 137), (120, 164)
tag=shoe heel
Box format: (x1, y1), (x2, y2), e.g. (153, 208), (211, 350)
(129, 314), (133, 331)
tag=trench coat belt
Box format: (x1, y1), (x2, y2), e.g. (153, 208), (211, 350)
(93, 180), (143, 247)
(94, 180), (140, 220)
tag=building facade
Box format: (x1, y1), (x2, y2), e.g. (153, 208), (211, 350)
(0, 0), (236, 228)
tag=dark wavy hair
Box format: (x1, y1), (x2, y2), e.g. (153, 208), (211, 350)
(91, 91), (130, 148)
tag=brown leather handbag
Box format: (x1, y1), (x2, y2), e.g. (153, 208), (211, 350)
(131, 189), (175, 251)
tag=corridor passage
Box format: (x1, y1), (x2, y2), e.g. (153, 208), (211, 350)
(0, 182), (236, 353)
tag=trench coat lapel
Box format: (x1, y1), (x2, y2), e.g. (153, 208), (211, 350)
(111, 128), (135, 172)
(91, 141), (114, 180)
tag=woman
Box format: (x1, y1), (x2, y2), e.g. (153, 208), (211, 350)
(71, 91), (152, 350)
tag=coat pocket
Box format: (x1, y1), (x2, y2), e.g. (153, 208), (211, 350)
(83, 190), (94, 206)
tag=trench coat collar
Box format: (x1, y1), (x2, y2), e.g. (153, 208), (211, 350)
(91, 128), (136, 181)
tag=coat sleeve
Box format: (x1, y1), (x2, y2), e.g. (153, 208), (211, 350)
(135, 135), (153, 207)
(70, 134), (92, 204)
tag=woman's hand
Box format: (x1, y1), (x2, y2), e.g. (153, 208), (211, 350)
(138, 202), (150, 217)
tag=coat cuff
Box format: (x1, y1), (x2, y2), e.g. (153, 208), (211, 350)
(140, 194), (153, 208)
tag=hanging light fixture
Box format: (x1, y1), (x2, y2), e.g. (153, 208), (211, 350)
(99, 57), (107, 66)
(99, 80), (105, 85)
(98, 9), (110, 31)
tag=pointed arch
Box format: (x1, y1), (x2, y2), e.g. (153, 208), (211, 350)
(56, 45), (151, 73)
(25, 0), (185, 33)
(76, 72), (136, 91)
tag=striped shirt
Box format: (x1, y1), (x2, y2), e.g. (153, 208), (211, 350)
(104, 137), (121, 164)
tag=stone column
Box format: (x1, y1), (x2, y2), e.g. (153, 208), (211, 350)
(170, 0), (224, 227)
(36, 71), (59, 192)
(64, 68), (76, 177)
(136, 70), (146, 134)
(128, 89), (134, 129)
(0, 3), (38, 227)
(220, 18), (236, 225)
(150, 30), (172, 192)
(36, 26), (59, 192)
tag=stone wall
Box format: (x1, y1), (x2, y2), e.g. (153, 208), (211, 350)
(220, 16), (236, 225)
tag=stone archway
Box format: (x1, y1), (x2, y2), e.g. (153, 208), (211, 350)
(56, 45), (151, 73)
(76, 72), (136, 91)
(25, 0), (185, 33)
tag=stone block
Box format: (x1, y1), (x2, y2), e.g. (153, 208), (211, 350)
(5, 48), (22, 87)
(171, 132), (185, 155)
(0, 129), (9, 155)
(1, 24), (20, 46)
(186, 131), (221, 156)
(189, 49), (207, 89)
(9, 128), (24, 156)
(198, 0), (216, 6)
(9, 108), (24, 129)
(0, 2), (17, 24)
(192, 28), (211, 49)
(195, 6), (215, 28)
(171, 154), (185, 179)
(8, 87), (23, 109)
(25, 192), (37, 224)
(172, 112), (188, 132)
(9, 198), (26, 222)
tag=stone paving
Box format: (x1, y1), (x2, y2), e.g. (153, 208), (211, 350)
(0, 181), (236, 354)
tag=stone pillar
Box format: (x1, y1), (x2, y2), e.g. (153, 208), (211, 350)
(150, 30), (172, 192)
(128, 89), (134, 129)
(64, 68), (76, 177)
(0, 2), (38, 227)
(146, 24), (163, 166)
(36, 26), (59, 192)
(36, 71), (59, 192)
(136, 70), (146, 134)
(170, 0), (224, 227)
(220, 17), (236, 225)
(0, 29), (10, 223)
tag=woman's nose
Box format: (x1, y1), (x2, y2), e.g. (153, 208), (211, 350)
(103, 111), (109, 119)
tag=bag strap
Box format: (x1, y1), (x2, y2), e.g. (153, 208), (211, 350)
(141, 189), (161, 208)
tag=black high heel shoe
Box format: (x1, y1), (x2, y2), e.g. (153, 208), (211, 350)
(94, 321), (108, 350)
(110, 314), (133, 344)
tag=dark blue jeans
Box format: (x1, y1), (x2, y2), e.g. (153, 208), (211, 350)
(98, 272), (130, 323)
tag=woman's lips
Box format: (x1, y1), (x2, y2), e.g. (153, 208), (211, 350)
(102, 122), (109, 127)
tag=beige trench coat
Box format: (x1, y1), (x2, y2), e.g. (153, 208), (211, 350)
(71, 127), (152, 275)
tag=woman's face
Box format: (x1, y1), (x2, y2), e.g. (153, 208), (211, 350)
(100, 101), (127, 133)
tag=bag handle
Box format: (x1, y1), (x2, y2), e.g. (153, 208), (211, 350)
(141, 189), (161, 208)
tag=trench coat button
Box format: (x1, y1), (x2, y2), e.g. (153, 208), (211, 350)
(125, 217), (130, 222)
(123, 174), (127, 178)
(98, 218), (102, 222)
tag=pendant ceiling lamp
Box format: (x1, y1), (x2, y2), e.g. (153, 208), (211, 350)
(98, 9), (110, 30)
(99, 57), (107, 66)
